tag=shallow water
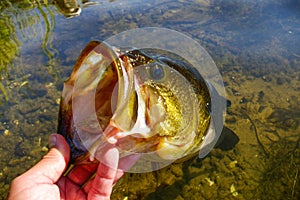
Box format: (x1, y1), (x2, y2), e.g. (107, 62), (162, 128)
(0, 0), (299, 199)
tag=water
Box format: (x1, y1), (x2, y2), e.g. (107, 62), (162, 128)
(0, 0), (299, 199)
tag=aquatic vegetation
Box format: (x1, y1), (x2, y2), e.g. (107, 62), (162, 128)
(255, 136), (300, 199)
(0, 15), (19, 101)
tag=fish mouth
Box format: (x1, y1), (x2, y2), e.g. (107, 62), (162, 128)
(101, 48), (164, 145)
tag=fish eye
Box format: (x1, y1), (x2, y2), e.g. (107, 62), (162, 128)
(149, 62), (165, 80)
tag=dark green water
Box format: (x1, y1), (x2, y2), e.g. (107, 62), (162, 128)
(0, 0), (299, 199)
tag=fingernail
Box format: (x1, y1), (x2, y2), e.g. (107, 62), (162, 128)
(49, 134), (57, 148)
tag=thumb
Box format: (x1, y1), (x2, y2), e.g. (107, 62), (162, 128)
(25, 133), (70, 183)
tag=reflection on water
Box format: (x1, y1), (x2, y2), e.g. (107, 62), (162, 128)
(0, 0), (58, 101)
(54, 0), (101, 18)
(0, 0), (299, 199)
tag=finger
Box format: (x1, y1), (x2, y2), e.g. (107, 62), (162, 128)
(25, 134), (70, 184)
(82, 176), (94, 194)
(87, 148), (119, 200)
(84, 154), (141, 190)
(67, 143), (117, 186)
(56, 177), (86, 199)
(67, 163), (98, 185)
(114, 153), (141, 184)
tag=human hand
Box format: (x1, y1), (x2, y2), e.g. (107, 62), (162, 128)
(8, 133), (139, 200)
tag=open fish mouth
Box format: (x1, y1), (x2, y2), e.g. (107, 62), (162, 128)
(58, 27), (227, 173)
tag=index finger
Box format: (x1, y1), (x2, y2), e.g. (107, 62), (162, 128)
(87, 148), (119, 200)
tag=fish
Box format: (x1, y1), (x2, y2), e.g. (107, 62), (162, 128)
(58, 41), (215, 168)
